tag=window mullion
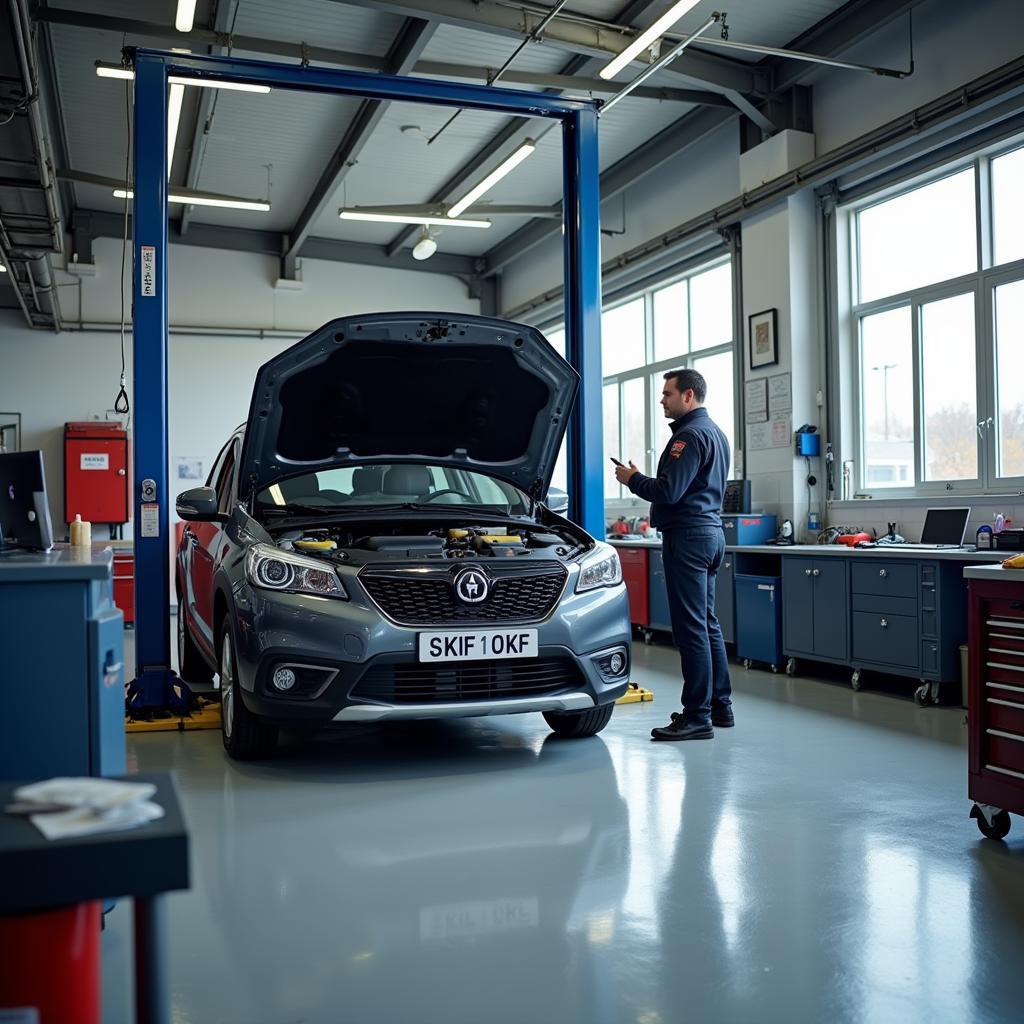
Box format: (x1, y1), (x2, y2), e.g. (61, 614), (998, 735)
(911, 299), (925, 491)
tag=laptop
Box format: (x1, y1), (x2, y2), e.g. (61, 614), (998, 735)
(897, 507), (971, 549)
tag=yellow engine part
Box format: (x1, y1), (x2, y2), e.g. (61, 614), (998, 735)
(448, 529), (470, 539)
(476, 535), (522, 544)
(294, 539), (337, 552)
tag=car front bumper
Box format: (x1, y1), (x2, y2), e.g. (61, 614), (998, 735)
(229, 575), (631, 725)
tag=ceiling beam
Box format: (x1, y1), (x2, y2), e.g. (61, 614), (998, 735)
(73, 207), (479, 276)
(282, 17), (436, 276)
(381, 0), (671, 258)
(35, 6), (717, 104)
(479, 0), (921, 275)
(328, 0), (758, 94)
(180, 0), (234, 235)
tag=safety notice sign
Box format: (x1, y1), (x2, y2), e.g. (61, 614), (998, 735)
(141, 245), (156, 296)
(140, 502), (160, 538)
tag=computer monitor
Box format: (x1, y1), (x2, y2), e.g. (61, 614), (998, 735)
(0, 450), (55, 552)
(920, 507), (971, 546)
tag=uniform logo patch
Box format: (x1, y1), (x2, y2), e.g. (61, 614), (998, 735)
(670, 440), (687, 459)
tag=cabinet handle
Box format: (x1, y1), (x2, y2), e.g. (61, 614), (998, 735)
(813, 569), (820, 577)
(805, 568), (812, 576)
(879, 569), (888, 578)
(880, 618), (888, 628)
(757, 584), (775, 592)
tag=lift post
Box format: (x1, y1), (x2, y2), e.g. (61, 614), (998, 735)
(127, 47), (603, 706)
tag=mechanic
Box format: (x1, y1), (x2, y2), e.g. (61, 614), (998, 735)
(614, 368), (733, 741)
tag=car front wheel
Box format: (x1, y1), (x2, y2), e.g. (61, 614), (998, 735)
(543, 703), (614, 738)
(219, 620), (277, 760)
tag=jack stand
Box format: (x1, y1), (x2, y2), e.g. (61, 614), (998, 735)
(616, 681), (654, 705)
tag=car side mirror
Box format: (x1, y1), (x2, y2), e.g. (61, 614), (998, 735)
(176, 486), (223, 521)
(545, 486), (569, 516)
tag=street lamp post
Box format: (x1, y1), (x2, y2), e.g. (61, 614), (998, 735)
(872, 362), (897, 439)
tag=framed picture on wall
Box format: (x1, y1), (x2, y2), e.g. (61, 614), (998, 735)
(748, 308), (778, 370)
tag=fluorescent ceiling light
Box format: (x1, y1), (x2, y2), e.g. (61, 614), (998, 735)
(113, 189), (271, 212)
(599, 0), (702, 80)
(0, 264), (6, 272)
(448, 140), (536, 219)
(166, 82), (184, 181)
(412, 228), (438, 261)
(339, 210), (491, 229)
(175, 0), (197, 32)
(96, 63), (270, 92)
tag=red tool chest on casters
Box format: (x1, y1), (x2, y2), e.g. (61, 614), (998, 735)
(967, 571), (1024, 840)
(64, 422), (129, 525)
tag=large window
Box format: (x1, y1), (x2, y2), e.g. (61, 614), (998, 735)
(604, 258), (736, 499)
(849, 143), (1024, 495)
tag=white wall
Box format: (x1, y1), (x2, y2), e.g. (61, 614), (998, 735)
(0, 239), (479, 535)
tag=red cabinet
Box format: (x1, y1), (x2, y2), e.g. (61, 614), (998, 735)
(968, 574), (1024, 838)
(618, 546), (649, 627)
(64, 422), (129, 525)
(112, 550), (134, 625)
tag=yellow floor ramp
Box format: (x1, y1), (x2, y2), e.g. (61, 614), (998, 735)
(126, 698), (221, 733)
(616, 681), (654, 704)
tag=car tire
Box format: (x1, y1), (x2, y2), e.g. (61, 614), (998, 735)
(543, 703), (615, 738)
(219, 619), (277, 760)
(177, 605), (214, 684)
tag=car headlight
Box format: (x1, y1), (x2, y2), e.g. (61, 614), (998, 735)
(245, 544), (347, 599)
(576, 543), (623, 592)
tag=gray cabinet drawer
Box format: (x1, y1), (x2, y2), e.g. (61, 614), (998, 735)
(851, 562), (917, 599)
(852, 593), (918, 617)
(852, 611), (918, 668)
(921, 641), (939, 675)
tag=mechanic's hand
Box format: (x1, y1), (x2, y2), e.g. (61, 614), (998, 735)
(614, 461), (638, 485)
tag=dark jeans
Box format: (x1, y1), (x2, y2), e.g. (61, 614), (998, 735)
(661, 526), (732, 726)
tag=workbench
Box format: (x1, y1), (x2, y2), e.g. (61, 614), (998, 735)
(611, 538), (1005, 703)
(0, 545), (125, 779)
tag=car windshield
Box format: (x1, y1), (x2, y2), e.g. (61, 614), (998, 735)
(254, 463), (533, 517)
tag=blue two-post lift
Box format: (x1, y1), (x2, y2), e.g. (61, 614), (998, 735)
(129, 47), (603, 707)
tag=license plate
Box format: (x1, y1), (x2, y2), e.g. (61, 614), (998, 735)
(417, 628), (538, 662)
(420, 898), (539, 941)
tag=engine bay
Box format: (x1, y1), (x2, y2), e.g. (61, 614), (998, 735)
(269, 517), (591, 566)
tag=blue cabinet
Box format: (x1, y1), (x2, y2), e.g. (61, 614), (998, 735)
(647, 548), (672, 633)
(0, 548), (125, 780)
(782, 557), (849, 666)
(735, 574), (782, 668)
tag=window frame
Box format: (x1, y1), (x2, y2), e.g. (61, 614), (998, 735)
(845, 143), (1024, 499)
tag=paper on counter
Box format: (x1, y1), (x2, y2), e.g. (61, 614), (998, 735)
(29, 800), (164, 841)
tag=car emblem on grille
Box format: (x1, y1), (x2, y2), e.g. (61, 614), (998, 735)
(454, 567), (489, 604)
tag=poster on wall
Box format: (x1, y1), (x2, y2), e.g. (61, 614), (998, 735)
(175, 457), (205, 482)
(744, 379), (768, 424)
(768, 373), (791, 414)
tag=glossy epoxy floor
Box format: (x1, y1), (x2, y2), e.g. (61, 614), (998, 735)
(104, 634), (1024, 1024)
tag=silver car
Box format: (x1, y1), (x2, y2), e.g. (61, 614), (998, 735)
(175, 313), (631, 759)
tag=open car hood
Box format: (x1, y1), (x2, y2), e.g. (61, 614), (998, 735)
(237, 313), (579, 501)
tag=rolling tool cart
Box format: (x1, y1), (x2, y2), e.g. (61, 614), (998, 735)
(965, 565), (1024, 840)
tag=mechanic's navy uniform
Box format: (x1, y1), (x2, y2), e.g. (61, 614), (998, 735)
(626, 408), (732, 726)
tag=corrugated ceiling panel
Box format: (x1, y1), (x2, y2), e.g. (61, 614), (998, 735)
(234, 0), (406, 57)
(420, 23), (578, 75)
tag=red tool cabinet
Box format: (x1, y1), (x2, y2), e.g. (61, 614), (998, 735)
(64, 421), (129, 525)
(618, 546), (649, 627)
(967, 570), (1024, 840)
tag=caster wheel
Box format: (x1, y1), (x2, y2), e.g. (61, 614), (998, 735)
(742, 659), (752, 670)
(770, 664), (778, 673)
(785, 657), (797, 677)
(913, 685), (929, 707)
(972, 806), (1011, 840)
(851, 670), (862, 691)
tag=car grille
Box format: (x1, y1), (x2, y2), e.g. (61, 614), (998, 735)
(351, 657), (584, 704)
(359, 566), (568, 626)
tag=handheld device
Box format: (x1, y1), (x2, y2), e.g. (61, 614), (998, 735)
(610, 457), (626, 468)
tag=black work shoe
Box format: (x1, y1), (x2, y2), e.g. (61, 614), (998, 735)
(651, 718), (714, 742)
(711, 705), (735, 728)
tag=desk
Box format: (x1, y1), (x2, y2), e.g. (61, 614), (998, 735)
(0, 772), (190, 1023)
